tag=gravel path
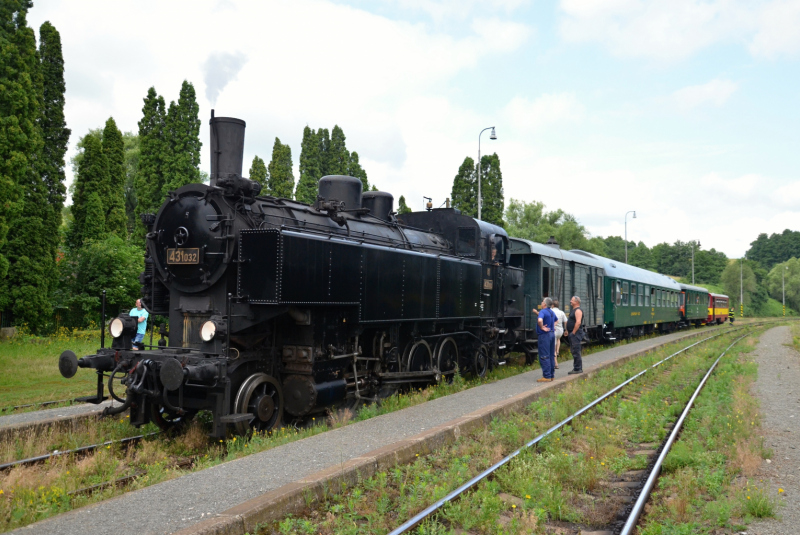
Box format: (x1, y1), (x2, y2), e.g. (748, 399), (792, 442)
(747, 325), (799, 535)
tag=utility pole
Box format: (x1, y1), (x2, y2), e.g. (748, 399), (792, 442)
(624, 211), (636, 263)
(691, 243), (695, 284)
(784, 265), (788, 316)
(740, 259), (744, 318)
(477, 126), (496, 220)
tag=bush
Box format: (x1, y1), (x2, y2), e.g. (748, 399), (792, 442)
(53, 236), (143, 328)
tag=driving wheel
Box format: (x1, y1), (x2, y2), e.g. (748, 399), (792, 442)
(473, 345), (489, 378)
(233, 373), (284, 434)
(435, 337), (458, 378)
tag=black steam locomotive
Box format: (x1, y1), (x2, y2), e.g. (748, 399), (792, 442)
(58, 113), (526, 437)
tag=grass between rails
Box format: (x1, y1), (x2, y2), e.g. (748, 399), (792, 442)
(257, 330), (765, 535)
(0, 323), (769, 532)
(637, 335), (780, 534)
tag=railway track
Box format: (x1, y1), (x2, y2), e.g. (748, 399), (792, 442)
(385, 328), (754, 535)
(0, 432), (159, 472)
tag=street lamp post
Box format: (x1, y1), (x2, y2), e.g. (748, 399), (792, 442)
(624, 211), (636, 264)
(477, 126), (496, 221)
(740, 259), (744, 318)
(691, 243), (695, 284)
(783, 265), (788, 316)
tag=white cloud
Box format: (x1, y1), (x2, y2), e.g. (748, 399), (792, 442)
(672, 79), (738, 109)
(377, 0), (531, 22)
(749, 0), (800, 58)
(503, 93), (584, 132)
(559, 0), (752, 61)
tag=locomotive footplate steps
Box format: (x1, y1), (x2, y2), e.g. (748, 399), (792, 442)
(11, 326), (736, 535)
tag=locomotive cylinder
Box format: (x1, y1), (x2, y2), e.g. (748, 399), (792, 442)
(283, 375), (347, 416)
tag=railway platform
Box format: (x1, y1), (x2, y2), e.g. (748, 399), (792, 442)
(9, 326), (732, 535)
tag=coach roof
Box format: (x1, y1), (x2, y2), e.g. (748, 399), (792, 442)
(679, 283), (710, 293)
(571, 250), (682, 290)
(508, 238), (605, 269)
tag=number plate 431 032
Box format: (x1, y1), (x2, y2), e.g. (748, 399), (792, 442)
(167, 248), (199, 264)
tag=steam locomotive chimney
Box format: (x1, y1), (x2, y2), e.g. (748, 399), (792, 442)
(209, 110), (246, 187)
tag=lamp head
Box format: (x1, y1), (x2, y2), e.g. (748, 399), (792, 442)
(490, 127), (496, 140)
(632, 211), (636, 219)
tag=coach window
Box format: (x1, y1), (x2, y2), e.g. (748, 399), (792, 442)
(598, 275), (603, 300)
(658, 289), (663, 307)
(456, 228), (477, 256)
(622, 282), (629, 306)
(630, 283), (636, 306)
(615, 281), (621, 306)
(638, 284), (644, 306)
(644, 285), (650, 306)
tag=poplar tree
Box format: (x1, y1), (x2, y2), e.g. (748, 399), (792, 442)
(37, 21), (69, 265)
(317, 128), (331, 176)
(123, 132), (139, 233)
(398, 196), (412, 214)
(450, 157), (477, 218)
(267, 138), (295, 199)
(249, 155), (267, 190)
(295, 126), (320, 203)
(0, 2), (54, 330)
(162, 80), (201, 197)
(69, 135), (109, 249)
(348, 151), (369, 191)
(102, 118), (128, 238)
(134, 87), (167, 242)
(328, 125), (349, 175)
(479, 153), (504, 227)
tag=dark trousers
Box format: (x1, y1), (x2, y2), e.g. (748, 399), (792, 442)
(538, 331), (555, 378)
(568, 331), (583, 371)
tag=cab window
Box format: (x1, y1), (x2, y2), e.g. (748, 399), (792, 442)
(456, 228), (477, 256)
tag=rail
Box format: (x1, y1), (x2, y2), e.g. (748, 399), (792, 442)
(387, 327), (742, 534)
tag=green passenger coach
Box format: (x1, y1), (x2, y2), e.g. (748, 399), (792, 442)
(678, 283), (709, 327)
(571, 251), (682, 339)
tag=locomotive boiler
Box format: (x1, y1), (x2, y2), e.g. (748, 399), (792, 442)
(58, 113), (525, 437)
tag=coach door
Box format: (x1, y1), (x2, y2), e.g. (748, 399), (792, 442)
(481, 234), (507, 317)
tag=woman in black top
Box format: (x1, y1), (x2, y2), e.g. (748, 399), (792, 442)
(567, 296), (584, 374)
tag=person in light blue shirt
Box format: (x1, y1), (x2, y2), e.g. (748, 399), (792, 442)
(129, 299), (149, 350)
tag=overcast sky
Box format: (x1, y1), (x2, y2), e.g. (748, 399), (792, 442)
(28, 0), (800, 258)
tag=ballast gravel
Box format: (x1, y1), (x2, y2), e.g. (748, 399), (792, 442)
(746, 325), (800, 535)
(7, 326), (730, 535)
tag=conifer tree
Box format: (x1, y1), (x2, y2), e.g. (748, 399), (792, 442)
(0, 2), (54, 330)
(317, 128), (331, 176)
(295, 126), (320, 203)
(134, 87), (167, 242)
(122, 132), (139, 233)
(69, 135), (109, 249)
(267, 138), (295, 199)
(450, 157), (477, 218)
(479, 153), (504, 227)
(102, 118), (128, 238)
(398, 195), (412, 214)
(37, 21), (69, 265)
(249, 155), (268, 191)
(348, 151), (369, 191)
(161, 81), (201, 197)
(83, 191), (105, 242)
(0, 0), (39, 281)
(328, 125), (349, 175)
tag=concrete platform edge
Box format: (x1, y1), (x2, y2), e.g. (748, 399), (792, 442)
(173, 329), (713, 535)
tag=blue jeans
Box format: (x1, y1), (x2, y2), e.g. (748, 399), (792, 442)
(538, 331), (555, 379)
(134, 333), (145, 343)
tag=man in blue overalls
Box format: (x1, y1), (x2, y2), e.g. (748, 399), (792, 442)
(537, 297), (556, 382)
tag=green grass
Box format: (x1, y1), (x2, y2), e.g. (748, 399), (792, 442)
(0, 330), (101, 408)
(257, 331), (759, 535)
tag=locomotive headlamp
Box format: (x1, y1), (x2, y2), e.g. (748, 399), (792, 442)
(200, 316), (226, 342)
(109, 315), (137, 338)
